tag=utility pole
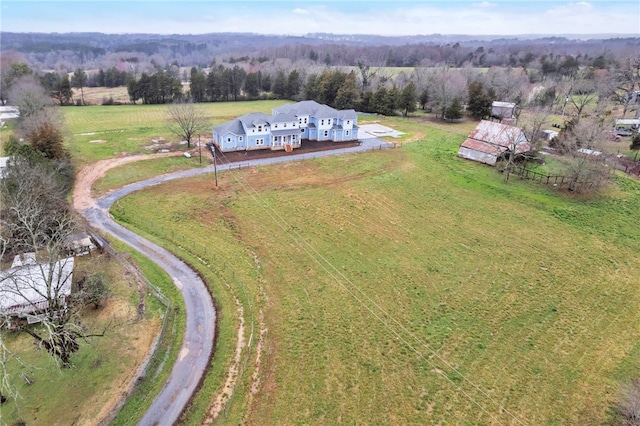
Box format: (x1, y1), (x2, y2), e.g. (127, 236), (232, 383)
(213, 143), (218, 187)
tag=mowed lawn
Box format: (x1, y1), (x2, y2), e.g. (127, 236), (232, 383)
(62, 100), (291, 166)
(111, 125), (640, 425)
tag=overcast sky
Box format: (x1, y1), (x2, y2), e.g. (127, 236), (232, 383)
(1, 1), (639, 36)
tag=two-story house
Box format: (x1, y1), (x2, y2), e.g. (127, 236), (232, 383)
(212, 100), (358, 153)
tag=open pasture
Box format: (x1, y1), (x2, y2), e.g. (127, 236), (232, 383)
(111, 123), (640, 424)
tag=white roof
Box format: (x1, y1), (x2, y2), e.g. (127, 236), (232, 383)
(0, 257), (74, 314)
(492, 101), (516, 108)
(577, 148), (602, 156)
(11, 252), (37, 268)
(615, 119), (640, 125)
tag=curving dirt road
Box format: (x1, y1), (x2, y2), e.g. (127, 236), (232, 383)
(74, 138), (393, 425)
(75, 154), (216, 426)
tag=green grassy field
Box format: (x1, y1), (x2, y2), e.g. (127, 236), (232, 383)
(110, 119), (640, 424)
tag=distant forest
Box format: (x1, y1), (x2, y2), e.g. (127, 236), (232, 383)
(1, 32), (639, 119)
(1, 32), (638, 73)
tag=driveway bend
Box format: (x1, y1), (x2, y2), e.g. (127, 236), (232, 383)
(80, 137), (392, 425)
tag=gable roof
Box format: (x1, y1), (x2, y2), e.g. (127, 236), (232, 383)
(273, 100), (323, 116)
(213, 118), (245, 136)
(270, 112), (298, 124)
(463, 120), (530, 154)
(337, 110), (357, 120)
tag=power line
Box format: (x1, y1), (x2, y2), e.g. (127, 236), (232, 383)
(213, 148), (527, 425)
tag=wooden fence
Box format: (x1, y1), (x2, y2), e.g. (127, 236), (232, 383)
(507, 165), (606, 190)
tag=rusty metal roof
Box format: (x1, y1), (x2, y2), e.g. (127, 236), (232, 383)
(465, 120), (530, 154)
(460, 138), (505, 156)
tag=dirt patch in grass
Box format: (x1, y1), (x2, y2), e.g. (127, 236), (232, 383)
(213, 140), (360, 164)
(73, 151), (184, 210)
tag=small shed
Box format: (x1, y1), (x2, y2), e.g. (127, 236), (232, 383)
(458, 120), (530, 166)
(491, 101), (516, 120)
(64, 232), (97, 256)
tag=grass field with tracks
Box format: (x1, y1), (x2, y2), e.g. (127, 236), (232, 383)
(111, 120), (640, 424)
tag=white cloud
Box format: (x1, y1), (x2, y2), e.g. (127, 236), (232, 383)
(546, 1), (594, 15)
(292, 8), (310, 15)
(473, 2), (497, 8)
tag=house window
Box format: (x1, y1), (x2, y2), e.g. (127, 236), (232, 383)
(345, 131), (350, 136)
(239, 136), (243, 141)
(346, 120), (350, 125)
(321, 119), (325, 125)
(323, 130), (329, 137)
(256, 138), (264, 146)
(304, 118), (308, 124)
(328, 119), (331, 125)
(292, 135), (297, 141)
(258, 125), (262, 132)
(274, 124), (278, 128)
(284, 123), (287, 128)
(227, 137), (232, 142)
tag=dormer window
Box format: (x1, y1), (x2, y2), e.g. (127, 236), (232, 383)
(258, 125), (262, 132)
(284, 123), (287, 128)
(274, 124), (278, 128)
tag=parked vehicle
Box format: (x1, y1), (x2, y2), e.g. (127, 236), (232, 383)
(614, 119), (640, 136)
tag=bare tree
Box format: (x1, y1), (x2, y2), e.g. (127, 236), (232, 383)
(7, 75), (51, 120)
(167, 101), (209, 148)
(0, 156), (99, 368)
(519, 107), (550, 149)
(501, 125), (531, 182)
(611, 57), (640, 118)
(554, 118), (611, 192)
(482, 67), (528, 102)
(616, 378), (640, 426)
(565, 69), (609, 122)
(428, 67), (467, 119)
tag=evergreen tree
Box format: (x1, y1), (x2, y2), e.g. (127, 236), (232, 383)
(419, 88), (429, 110)
(445, 98), (463, 120)
(244, 72), (260, 98)
(273, 70), (287, 99)
(189, 67), (207, 102)
(631, 133), (640, 161)
(52, 75), (73, 106)
(466, 81), (492, 120)
(304, 73), (319, 100)
(399, 82), (418, 116)
(286, 70), (302, 99)
(334, 71), (360, 110)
